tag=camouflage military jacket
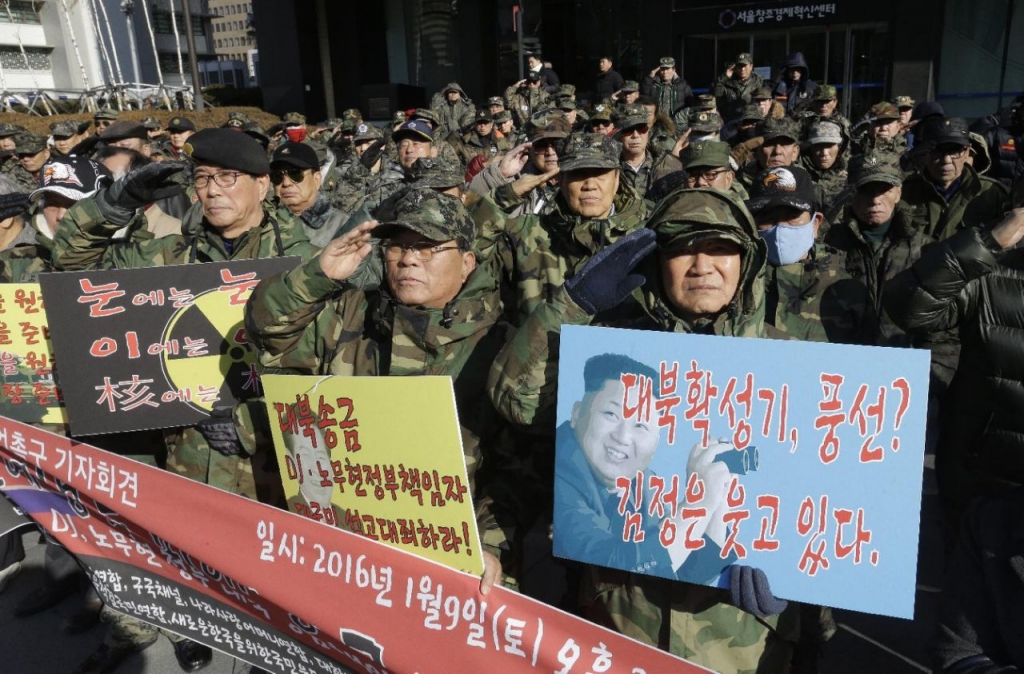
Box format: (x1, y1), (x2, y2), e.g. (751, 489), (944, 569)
(246, 258), (514, 554)
(454, 130), (509, 166)
(1, 155), (37, 192)
(503, 85), (550, 128)
(430, 92), (476, 139)
(712, 72), (766, 122)
(472, 187), (651, 324)
(900, 165), (1009, 241)
(0, 225), (52, 282)
(53, 196), (320, 497)
(763, 242), (873, 345)
(800, 155), (850, 208)
(619, 154), (655, 197)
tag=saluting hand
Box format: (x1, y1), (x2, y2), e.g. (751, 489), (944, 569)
(319, 221), (376, 281)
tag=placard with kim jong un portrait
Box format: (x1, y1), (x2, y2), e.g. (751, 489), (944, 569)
(553, 325), (929, 619)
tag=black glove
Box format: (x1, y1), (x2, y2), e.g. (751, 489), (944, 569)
(196, 406), (246, 457)
(729, 565), (788, 619)
(564, 228), (657, 314)
(359, 140), (387, 169)
(95, 161), (186, 226)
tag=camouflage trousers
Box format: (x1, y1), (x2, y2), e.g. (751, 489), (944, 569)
(164, 426), (257, 499)
(582, 568), (798, 674)
(101, 606), (182, 649)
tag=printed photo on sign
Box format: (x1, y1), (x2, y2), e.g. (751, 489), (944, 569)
(554, 325), (930, 619)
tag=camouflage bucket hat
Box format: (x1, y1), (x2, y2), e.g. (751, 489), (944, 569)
(558, 133), (621, 172)
(849, 151), (903, 188)
(353, 122), (383, 142)
(813, 84), (837, 101)
(681, 139), (733, 171)
(14, 133), (46, 154)
(688, 110), (722, 134)
(50, 120), (79, 138)
(406, 156), (465, 189)
(376, 188), (475, 249)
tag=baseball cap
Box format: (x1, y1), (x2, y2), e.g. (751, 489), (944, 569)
(738, 105), (764, 124)
(30, 157), (111, 203)
(558, 133), (621, 172)
(93, 108), (119, 121)
(474, 109), (494, 123)
(493, 110), (513, 124)
(923, 117), (970, 148)
(894, 95), (916, 109)
(759, 117), (800, 143)
(746, 166), (818, 214)
(555, 97), (576, 112)
(735, 52), (753, 65)
(271, 141), (319, 170)
(620, 80), (639, 93)
(911, 101), (944, 123)
(376, 188), (475, 249)
(848, 151), (903, 188)
(650, 188), (758, 254)
(527, 117), (571, 143)
(184, 128), (271, 175)
(526, 71), (542, 83)
(659, 57), (675, 69)
(751, 86), (772, 100)
(353, 122), (383, 143)
(406, 157), (465, 190)
(589, 104), (614, 123)
(410, 108), (440, 128)
(393, 120), (434, 143)
(617, 103), (648, 130)
(282, 112), (306, 126)
(487, 96), (504, 107)
(688, 110), (722, 134)
(167, 116), (196, 133)
(0, 123), (25, 138)
(807, 120), (844, 146)
(694, 94), (717, 111)
(50, 121), (79, 139)
(813, 85), (837, 101)
(681, 140), (733, 172)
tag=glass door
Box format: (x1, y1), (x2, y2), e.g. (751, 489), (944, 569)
(844, 24), (890, 120)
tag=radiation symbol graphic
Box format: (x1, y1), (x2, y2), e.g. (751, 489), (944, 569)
(159, 287), (256, 414)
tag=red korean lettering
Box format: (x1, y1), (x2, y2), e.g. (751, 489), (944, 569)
(217, 269), (259, 306)
(752, 494), (781, 552)
(621, 372), (653, 423)
(77, 279), (126, 317)
(796, 495), (831, 576)
(834, 507), (874, 565)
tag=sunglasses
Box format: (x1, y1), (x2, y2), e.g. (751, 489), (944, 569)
(270, 168), (309, 185)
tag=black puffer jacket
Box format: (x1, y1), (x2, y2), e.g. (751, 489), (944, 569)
(884, 225), (1024, 509)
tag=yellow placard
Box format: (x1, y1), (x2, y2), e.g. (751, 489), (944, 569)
(263, 374), (484, 574)
(0, 284), (65, 425)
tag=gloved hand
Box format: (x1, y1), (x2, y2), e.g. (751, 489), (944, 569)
(196, 406), (246, 457)
(95, 161), (186, 226)
(359, 140), (386, 169)
(729, 565), (788, 619)
(564, 228), (656, 314)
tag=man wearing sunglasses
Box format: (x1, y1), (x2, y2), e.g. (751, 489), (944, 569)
(616, 104), (657, 197)
(247, 188), (513, 596)
(11, 133), (50, 191)
(271, 141), (348, 247)
(900, 117), (1009, 242)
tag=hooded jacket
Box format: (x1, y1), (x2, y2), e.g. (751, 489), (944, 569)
(771, 53), (818, 114)
(429, 83), (476, 139)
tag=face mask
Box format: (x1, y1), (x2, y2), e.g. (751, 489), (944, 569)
(759, 214), (816, 265)
(285, 126), (307, 143)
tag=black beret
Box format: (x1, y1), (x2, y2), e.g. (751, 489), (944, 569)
(184, 128), (271, 175)
(99, 121), (149, 142)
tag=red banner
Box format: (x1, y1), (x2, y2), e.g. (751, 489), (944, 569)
(0, 416), (708, 674)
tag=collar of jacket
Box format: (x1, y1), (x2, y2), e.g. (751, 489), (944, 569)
(369, 266), (503, 351)
(548, 185), (647, 254)
(844, 203), (918, 244)
(300, 192), (333, 230)
(183, 198), (288, 258)
(915, 164), (982, 203)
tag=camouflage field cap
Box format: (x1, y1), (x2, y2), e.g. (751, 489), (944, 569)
(617, 103), (648, 130)
(93, 108), (119, 121)
(140, 116), (162, 130)
(228, 111), (250, 122)
(50, 120), (79, 138)
(406, 156), (464, 189)
(738, 104), (765, 123)
(487, 96), (504, 108)
(694, 94), (717, 111)
(558, 133), (620, 172)
(353, 122), (383, 142)
(527, 116), (571, 143)
(555, 96), (576, 111)
(377, 188), (475, 249)
(681, 139), (733, 171)
(320, 117), (343, 129)
(392, 110), (408, 124)
(589, 103), (614, 122)
(0, 123), (26, 138)
(688, 110), (722, 134)
(649, 188), (758, 253)
(410, 108), (441, 128)
(242, 122), (269, 148)
(735, 52), (753, 65)
(659, 57), (676, 69)
(620, 80), (639, 93)
(751, 86), (772, 100)
(556, 84), (577, 99)
(282, 111), (306, 126)
(870, 102), (901, 122)
(894, 95), (916, 109)
(493, 110), (513, 124)
(849, 150), (903, 188)
(759, 116), (800, 142)
(813, 84), (837, 101)
(343, 108), (362, 120)
(14, 133), (46, 154)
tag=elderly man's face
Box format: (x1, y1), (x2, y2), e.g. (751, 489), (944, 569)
(194, 162), (270, 238)
(476, 120), (494, 136)
(561, 168), (618, 219)
(572, 378), (661, 489)
(755, 98), (772, 116)
(621, 124), (649, 157)
(489, 104), (504, 116)
(898, 108), (913, 125)
(623, 91), (639, 104)
(736, 63), (753, 80)
(169, 129), (193, 149)
(660, 238), (743, 320)
(659, 66), (676, 82)
(853, 182), (902, 227)
(759, 138), (799, 168)
(94, 118), (113, 133)
(19, 148), (50, 173)
(398, 137), (433, 170)
(685, 166), (734, 191)
(531, 138), (560, 172)
(446, 91), (461, 103)
(871, 119), (901, 140)
(811, 143), (840, 170)
(814, 99), (837, 116)
(354, 139), (376, 158)
(272, 165), (321, 214)
(384, 229), (475, 309)
(927, 143), (970, 188)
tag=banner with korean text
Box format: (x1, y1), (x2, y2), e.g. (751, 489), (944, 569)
(263, 375), (484, 575)
(554, 325), (930, 619)
(39, 258), (299, 435)
(0, 416), (707, 674)
(0, 284), (63, 425)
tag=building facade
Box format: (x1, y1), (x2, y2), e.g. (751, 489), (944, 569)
(208, 0), (256, 86)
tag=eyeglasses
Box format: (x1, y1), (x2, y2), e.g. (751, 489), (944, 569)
(383, 240), (461, 262)
(623, 125), (650, 136)
(685, 168), (731, 184)
(270, 168), (308, 185)
(194, 171), (246, 189)
(929, 145), (969, 160)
